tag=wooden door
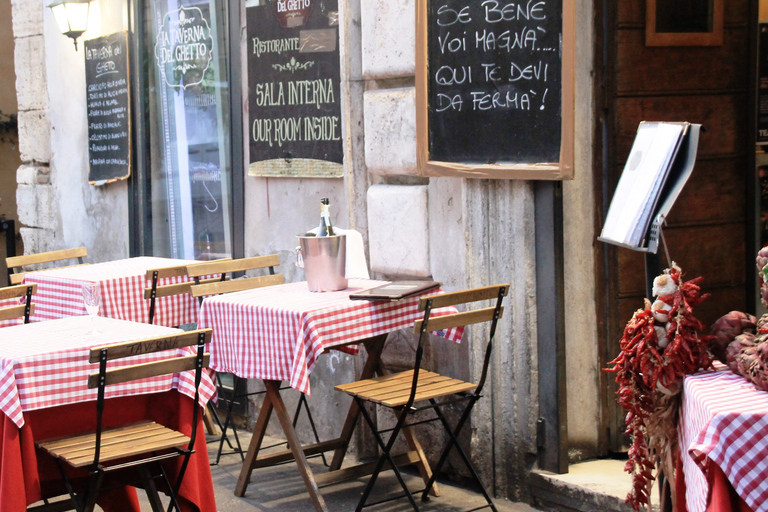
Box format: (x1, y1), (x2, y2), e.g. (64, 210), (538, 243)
(599, 0), (755, 453)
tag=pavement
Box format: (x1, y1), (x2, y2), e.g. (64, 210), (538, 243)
(141, 429), (543, 512)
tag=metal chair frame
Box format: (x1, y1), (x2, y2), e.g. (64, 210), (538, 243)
(342, 284), (508, 512)
(37, 329), (211, 512)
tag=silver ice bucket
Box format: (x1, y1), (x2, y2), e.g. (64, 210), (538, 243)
(296, 234), (348, 292)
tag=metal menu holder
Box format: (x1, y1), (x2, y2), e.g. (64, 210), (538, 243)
(598, 122), (701, 296)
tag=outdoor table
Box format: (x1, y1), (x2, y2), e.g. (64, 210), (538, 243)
(22, 256), (198, 326)
(197, 278), (463, 512)
(0, 315), (217, 512)
(676, 362), (766, 512)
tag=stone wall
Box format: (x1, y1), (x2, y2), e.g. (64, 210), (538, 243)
(12, 0), (53, 256)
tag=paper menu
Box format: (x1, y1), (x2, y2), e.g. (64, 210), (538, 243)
(600, 122), (685, 247)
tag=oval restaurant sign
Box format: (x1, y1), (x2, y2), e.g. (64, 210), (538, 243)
(154, 6), (213, 89)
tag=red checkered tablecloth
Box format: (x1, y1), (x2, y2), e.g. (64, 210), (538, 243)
(23, 256), (199, 327)
(0, 298), (24, 328)
(0, 316), (216, 428)
(680, 362), (768, 512)
(197, 279), (463, 395)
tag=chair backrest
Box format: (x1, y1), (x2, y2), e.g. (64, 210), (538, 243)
(6, 247), (88, 285)
(410, 284), (509, 403)
(188, 254), (284, 300)
(143, 258), (232, 324)
(0, 283), (37, 323)
(87, 328), (212, 467)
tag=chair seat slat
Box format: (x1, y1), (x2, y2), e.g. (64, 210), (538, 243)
(413, 306), (502, 333)
(190, 274), (284, 298)
(6, 247), (88, 268)
(185, 254), (280, 278)
(87, 354), (209, 389)
(38, 421), (190, 468)
(0, 303), (34, 322)
(418, 283), (509, 310)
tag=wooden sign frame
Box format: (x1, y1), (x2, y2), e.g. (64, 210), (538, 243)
(84, 31), (132, 185)
(415, 0), (575, 180)
(645, 0), (724, 47)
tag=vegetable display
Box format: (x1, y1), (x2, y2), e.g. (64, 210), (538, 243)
(709, 246), (768, 393)
(606, 263), (713, 511)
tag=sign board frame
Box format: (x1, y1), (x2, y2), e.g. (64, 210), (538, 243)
(245, 0), (344, 179)
(415, 0), (575, 180)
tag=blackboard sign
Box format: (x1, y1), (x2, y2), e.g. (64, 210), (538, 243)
(84, 32), (131, 184)
(758, 23), (768, 144)
(416, 0), (574, 180)
(246, 0), (343, 178)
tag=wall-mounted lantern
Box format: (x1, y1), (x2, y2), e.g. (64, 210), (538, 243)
(48, 0), (92, 50)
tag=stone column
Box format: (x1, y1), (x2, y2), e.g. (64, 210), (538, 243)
(12, 0), (56, 255)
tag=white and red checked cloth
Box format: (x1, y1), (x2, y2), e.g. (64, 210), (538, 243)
(680, 362), (768, 512)
(23, 256), (199, 327)
(197, 279), (463, 396)
(0, 298), (24, 328)
(0, 315), (216, 428)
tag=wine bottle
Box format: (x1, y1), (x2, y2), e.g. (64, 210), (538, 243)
(318, 197), (335, 236)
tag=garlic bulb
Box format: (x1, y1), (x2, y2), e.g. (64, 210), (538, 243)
(652, 299), (672, 323)
(652, 274), (678, 298)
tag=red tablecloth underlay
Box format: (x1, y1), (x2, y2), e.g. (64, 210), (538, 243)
(675, 452), (751, 512)
(0, 390), (215, 512)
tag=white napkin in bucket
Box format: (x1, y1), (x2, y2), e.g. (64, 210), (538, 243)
(305, 227), (370, 279)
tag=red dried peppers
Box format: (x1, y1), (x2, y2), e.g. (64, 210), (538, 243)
(606, 264), (713, 511)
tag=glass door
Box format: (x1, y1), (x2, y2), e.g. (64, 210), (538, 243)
(145, 0), (232, 260)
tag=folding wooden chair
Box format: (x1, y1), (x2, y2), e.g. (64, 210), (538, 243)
(335, 284), (509, 512)
(188, 255), (326, 466)
(36, 329), (212, 512)
(0, 283), (36, 324)
(143, 259), (231, 443)
(6, 246), (88, 285)
(143, 259), (231, 325)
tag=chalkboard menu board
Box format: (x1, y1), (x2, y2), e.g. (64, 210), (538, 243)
(416, 0), (574, 180)
(246, 0), (343, 178)
(84, 32), (131, 184)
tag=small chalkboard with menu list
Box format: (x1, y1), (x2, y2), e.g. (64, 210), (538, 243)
(84, 32), (131, 185)
(415, 0), (575, 180)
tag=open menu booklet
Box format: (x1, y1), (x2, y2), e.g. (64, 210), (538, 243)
(349, 281), (441, 301)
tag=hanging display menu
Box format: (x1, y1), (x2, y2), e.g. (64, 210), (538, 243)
(246, 0), (343, 178)
(416, 0), (575, 180)
(84, 32), (131, 184)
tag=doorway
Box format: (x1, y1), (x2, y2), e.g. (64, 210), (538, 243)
(597, 0), (756, 455)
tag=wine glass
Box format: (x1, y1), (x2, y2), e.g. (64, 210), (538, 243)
(82, 282), (101, 334)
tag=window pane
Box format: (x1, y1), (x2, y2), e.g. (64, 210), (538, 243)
(146, 0), (232, 260)
(656, 0), (713, 34)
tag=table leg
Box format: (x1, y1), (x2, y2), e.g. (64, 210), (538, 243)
(235, 380), (329, 512)
(234, 384), (274, 497)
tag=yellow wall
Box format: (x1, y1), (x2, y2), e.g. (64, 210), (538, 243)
(762, 0), (768, 21)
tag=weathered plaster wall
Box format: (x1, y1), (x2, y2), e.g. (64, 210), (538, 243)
(563, 3), (599, 461)
(13, 0), (128, 263)
(44, 1), (129, 262)
(0, 0), (21, 282)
